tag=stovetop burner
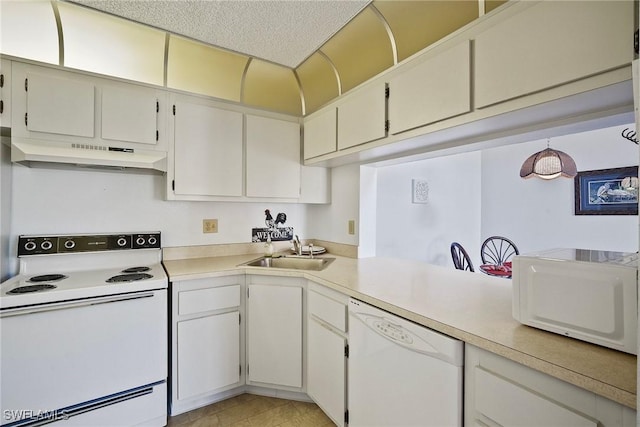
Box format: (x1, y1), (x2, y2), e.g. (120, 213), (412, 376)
(8, 284), (57, 294)
(106, 273), (154, 283)
(121, 266), (151, 273)
(28, 274), (68, 283)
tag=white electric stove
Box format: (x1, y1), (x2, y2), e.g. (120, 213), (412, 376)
(0, 232), (168, 427)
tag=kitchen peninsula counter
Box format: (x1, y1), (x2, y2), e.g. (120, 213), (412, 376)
(162, 252), (637, 410)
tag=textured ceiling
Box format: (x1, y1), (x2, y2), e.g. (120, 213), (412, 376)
(69, 0), (371, 68)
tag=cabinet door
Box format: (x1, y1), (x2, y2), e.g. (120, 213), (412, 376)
(246, 115), (301, 198)
(177, 311), (240, 400)
(0, 60), (11, 129)
(25, 69), (95, 138)
(307, 319), (345, 427)
(304, 108), (336, 159)
(247, 284), (302, 388)
(475, 1), (632, 108)
(337, 81), (386, 150)
(465, 345), (636, 427)
(299, 166), (331, 204)
(389, 41), (471, 135)
(101, 84), (158, 145)
(173, 101), (243, 197)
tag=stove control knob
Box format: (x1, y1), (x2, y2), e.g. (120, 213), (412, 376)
(24, 241), (37, 251)
(64, 240), (75, 250)
(117, 237), (128, 247)
(148, 236), (157, 246)
(41, 240), (53, 251)
(136, 237), (146, 246)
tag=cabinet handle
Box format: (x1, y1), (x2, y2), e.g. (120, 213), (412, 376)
(0, 73), (4, 88)
(0, 100), (3, 114)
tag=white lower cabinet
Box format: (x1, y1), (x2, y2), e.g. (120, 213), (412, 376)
(170, 276), (245, 415)
(246, 275), (303, 390)
(306, 283), (348, 427)
(465, 345), (636, 427)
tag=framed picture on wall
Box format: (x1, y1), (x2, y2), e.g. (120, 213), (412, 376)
(574, 166), (638, 215)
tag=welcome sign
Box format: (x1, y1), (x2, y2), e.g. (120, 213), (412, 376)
(252, 227), (294, 242)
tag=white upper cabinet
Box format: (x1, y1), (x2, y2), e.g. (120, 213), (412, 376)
(389, 41), (471, 135)
(0, 60), (12, 129)
(337, 81), (387, 150)
(25, 68), (95, 138)
(299, 166), (331, 204)
(474, 1), (633, 108)
(11, 62), (167, 152)
(101, 84), (158, 145)
(171, 98), (243, 198)
(246, 115), (301, 199)
(303, 108), (337, 160)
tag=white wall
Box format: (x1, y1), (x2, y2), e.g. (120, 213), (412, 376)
(482, 123), (638, 254)
(9, 165), (307, 272)
(375, 151), (483, 267)
(306, 164), (360, 246)
(374, 123), (638, 269)
(7, 160), (360, 278)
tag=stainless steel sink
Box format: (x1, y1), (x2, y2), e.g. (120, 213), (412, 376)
(242, 255), (335, 271)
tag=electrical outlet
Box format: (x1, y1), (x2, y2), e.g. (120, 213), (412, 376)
(203, 219), (218, 233)
(348, 220), (355, 235)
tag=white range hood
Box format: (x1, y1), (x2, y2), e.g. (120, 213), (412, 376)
(11, 137), (167, 174)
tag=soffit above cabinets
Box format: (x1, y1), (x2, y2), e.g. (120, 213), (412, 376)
(70, 0), (370, 69)
(3, 0), (508, 116)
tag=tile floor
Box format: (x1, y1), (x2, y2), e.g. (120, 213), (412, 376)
(167, 393), (335, 427)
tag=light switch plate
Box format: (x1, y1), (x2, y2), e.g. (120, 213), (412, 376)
(348, 220), (355, 235)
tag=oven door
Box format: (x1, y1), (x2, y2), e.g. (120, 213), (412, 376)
(0, 290), (167, 426)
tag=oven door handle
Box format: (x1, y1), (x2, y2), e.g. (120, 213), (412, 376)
(0, 292), (156, 318)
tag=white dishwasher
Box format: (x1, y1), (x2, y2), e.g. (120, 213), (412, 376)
(348, 298), (463, 427)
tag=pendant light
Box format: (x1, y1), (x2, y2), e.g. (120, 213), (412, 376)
(519, 140), (577, 180)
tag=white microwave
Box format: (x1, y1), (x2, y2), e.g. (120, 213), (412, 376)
(512, 248), (638, 354)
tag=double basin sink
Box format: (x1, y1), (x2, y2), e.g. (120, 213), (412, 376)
(242, 255), (335, 271)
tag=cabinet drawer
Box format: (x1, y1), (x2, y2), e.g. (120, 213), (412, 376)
(309, 289), (346, 333)
(475, 367), (597, 427)
(179, 284), (240, 316)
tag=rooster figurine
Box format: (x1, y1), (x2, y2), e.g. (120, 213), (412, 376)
(275, 212), (287, 227)
(264, 210), (287, 230)
(264, 209), (275, 229)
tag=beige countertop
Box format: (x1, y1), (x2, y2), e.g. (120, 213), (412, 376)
(163, 252), (637, 410)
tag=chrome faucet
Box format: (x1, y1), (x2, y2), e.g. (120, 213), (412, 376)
(292, 235), (302, 256)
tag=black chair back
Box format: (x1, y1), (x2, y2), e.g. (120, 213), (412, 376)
(480, 236), (519, 266)
(451, 242), (474, 272)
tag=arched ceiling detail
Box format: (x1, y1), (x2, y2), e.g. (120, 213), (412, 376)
(242, 59), (303, 116)
(372, 1), (479, 63)
(167, 35), (248, 102)
(319, 7), (394, 95)
(296, 52), (341, 115)
(0, 0), (511, 117)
